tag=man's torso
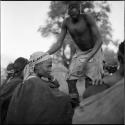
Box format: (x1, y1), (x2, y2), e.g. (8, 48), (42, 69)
(66, 15), (95, 51)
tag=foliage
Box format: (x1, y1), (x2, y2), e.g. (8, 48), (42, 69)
(103, 48), (118, 65)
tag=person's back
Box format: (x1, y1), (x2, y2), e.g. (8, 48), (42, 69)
(82, 83), (109, 99)
(73, 78), (124, 124)
(46, 2), (103, 107)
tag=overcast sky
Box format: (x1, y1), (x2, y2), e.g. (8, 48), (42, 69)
(1, 1), (124, 68)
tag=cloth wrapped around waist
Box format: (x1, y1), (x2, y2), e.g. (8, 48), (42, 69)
(67, 48), (104, 84)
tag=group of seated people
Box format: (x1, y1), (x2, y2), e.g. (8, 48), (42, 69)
(0, 40), (124, 124)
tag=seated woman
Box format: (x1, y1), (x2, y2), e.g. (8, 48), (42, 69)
(82, 41), (124, 99)
(6, 52), (73, 124)
(72, 41), (124, 124)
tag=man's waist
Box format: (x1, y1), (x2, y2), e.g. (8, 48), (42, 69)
(75, 48), (92, 56)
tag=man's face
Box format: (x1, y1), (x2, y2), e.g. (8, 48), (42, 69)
(68, 7), (80, 20)
(35, 58), (52, 78)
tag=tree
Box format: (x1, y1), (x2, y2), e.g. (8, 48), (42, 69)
(38, 1), (112, 67)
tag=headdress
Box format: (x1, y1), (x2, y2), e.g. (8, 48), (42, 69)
(23, 52), (51, 81)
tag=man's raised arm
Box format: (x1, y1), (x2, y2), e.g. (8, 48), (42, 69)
(47, 19), (67, 55)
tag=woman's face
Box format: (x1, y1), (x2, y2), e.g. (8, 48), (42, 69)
(35, 58), (52, 78)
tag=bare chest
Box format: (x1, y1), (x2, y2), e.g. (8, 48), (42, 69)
(67, 18), (88, 36)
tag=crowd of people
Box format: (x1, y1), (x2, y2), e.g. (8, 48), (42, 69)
(0, 2), (124, 124)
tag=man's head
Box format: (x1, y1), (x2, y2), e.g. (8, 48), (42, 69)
(68, 2), (80, 20)
(29, 52), (52, 78)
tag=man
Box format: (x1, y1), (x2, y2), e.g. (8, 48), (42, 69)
(6, 52), (73, 124)
(46, 2), (103, 105)
(72, 41), (124, 124)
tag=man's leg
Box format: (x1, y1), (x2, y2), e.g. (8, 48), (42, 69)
(67, 79), (79, 108)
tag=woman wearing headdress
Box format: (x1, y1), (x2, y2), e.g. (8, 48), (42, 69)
(6, 52), (73, 124)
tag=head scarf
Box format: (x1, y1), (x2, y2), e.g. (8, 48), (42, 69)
(23, 52), (51, 81)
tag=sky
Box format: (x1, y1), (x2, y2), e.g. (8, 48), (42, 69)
(1, 1), (124, 68)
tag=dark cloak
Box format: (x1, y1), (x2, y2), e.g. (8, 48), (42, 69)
(6, 76), (73, 124)
(0, 77), (22, 124)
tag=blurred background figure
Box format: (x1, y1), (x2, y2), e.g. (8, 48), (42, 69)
(0, 63), (14, 88)
(0, 57), (28, 125)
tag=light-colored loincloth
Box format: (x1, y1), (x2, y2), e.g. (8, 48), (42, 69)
(66, 48), (104, 84)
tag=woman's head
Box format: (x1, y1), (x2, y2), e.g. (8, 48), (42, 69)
(13, 57), (28, 78)
(24, 52), (52, 80)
